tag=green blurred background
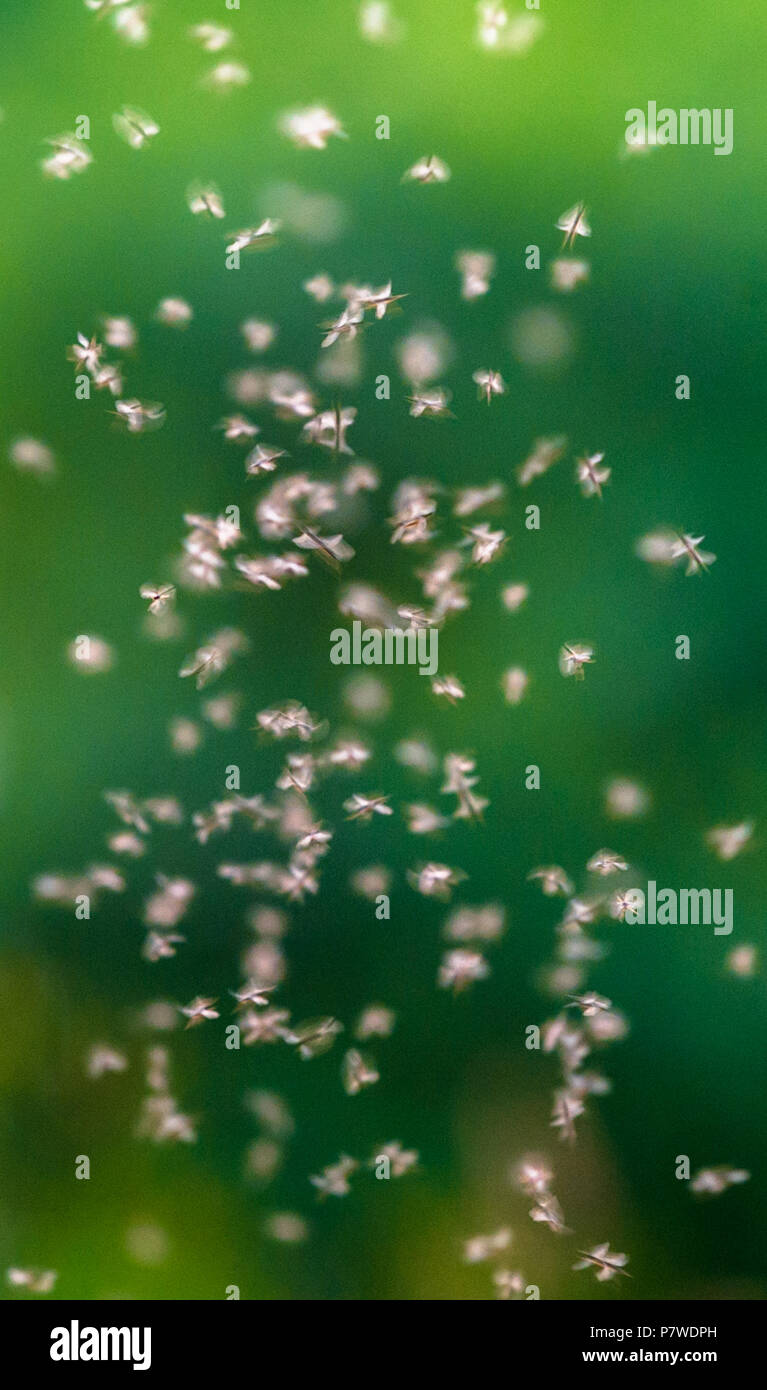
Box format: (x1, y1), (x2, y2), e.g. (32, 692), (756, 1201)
(1, 0), (766, 1299)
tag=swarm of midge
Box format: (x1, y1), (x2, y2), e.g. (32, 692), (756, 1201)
(527, 846), (635, 1143)
(24, 42), (748, 1301)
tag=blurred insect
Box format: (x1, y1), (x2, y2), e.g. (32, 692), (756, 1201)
(342, 1048), (380, 1095)
(344, 793), (393, 821)
(310, 1154), (357, 1198)
(279, 106), (346, 150)
(690, 1166), (750, 1196)
(576, 451), (610, 498)
(586, 849), (628, 876)
(112, 107), (160, 149)
(285, 1017), (344, 1060)
(179, 997), (220, 1029)
(67, 333), (103, 374)
(187, 184), (226, 219)
(706, 821), (754, 861)
(403, 154), (451, 184)
(230, 982), (277, 1010)
(84, 0), (133, 14)
(114, 399), (166, 433)
(246, 445), (288, 477)
(408, 387), (454, 419)
(189, 23), (233, 52)
(559, 643), (594, 680)
(6, 1268), (57, 1294)
(42, 133), (92, 179)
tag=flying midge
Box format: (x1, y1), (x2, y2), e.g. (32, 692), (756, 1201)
(188, 23), (232, 51)
(86, 1045), (128, 1078)
(609, 891), (636, 922)
(403, 154), (451, 184)
(102, 315), (136, 349)
(302, 405), (356, 453)
(690, 1166), (750, 1196)
(462, 523), (506, 565)
(114, 398), (166, 433)
(246, 444), (288, 476)
(556, 202), (591, 249)
(6, 1268), (57, 1294)
(671, 532), (716, 574)
(304, 273), (336, 302)
(359, 0), (403, 43)
(455, 483), (505, 516)
(559, 643), (594, 679)
(342, 1048), (380, 1095)
(358, 281), (408, 319)
(225, 221), (280, 254)
(140, 584), (175, 614)
(43, 133), (92, 179)
(320, 304), (365, 349)
(67, 333), (103, 374)
(409, 861), (467, 900)
(517, 434), (567, 486)
(463, 1227), (512, 1263)
(576, 451), (610, 498)
(188, 184), (226, 219)
(218, 414), (259, 442)
(179, 997), (220, 1029)
(586, 848), (628, 876)
(550, 257), (590, 292)
(112, 106), (160, 149)
(204, 62), (252, 91)
(408, 386), (454, 419)
(143, 931), (186, 962)
(285, 1016), (344, 1060)
(551, 1090), (585, 1143)
(438, 948), (489, 992)
(528, 865), (574, 897)
(112, 3), (150, 45)
(567, 992), (613, 1017)
(529, 1192), (570, 1235)
(9, 437), (55, 476)
(310, 1155), (357, 1198)
(155, 298), (193, 328)
(573, 1244), (630, 1281)
(279, 106), (346, 149)
(432, 674), (465, 704)
(344, 793), (393, 821)
(472, 369), (506, 403)
(293, 527), (355, 570)
(241, 318), (276, 352)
